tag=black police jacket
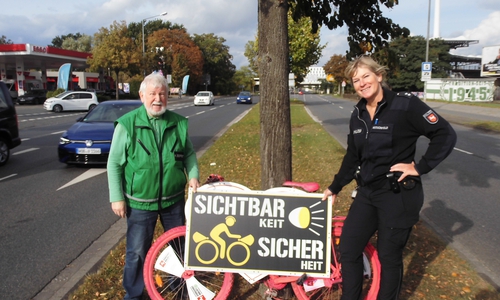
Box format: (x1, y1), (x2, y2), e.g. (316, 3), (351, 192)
(328, 89), (457, 194)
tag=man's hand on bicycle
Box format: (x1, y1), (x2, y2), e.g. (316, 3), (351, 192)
(189, 178), (200, 193)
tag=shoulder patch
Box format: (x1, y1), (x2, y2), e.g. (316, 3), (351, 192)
(423, 109), (439, 124)
(396, 91), (413, 98)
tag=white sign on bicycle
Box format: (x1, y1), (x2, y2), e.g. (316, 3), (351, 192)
(184, 190), (332, 277)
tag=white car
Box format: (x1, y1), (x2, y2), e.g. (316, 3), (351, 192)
(43, 91), (99, 112)
(194, 91), (214, 106)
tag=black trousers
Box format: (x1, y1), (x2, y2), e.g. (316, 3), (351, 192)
(339, 182), (422, 300)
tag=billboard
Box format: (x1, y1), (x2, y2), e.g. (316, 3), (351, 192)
(481, 45), (500, 77)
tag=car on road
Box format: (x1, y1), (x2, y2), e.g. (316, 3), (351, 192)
(17, 89), (47, 105)
(236, 91), (252, 104)
(43, 91), (99, 112)
(194, 91), (214, 106)
(0, 81), (21, 166)
(58, 100), (142, 165)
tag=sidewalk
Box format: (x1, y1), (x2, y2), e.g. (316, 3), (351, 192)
(426, 101), (500, 124)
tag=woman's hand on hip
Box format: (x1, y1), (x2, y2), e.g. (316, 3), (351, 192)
(390, 162), (419, 181)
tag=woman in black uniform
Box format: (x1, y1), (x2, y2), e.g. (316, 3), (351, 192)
(322, 56), (457, 299)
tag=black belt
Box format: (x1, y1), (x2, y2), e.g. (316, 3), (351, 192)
(359, 173), (419, 193)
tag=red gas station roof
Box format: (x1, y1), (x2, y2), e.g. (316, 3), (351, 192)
(0, 44), (91, 70)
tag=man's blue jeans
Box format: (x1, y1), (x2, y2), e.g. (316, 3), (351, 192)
(123, 200), (185, 300)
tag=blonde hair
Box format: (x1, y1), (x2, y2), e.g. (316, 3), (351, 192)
(344, 55), (388, 85)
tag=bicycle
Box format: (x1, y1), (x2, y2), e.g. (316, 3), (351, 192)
(143, 178), (381, 300)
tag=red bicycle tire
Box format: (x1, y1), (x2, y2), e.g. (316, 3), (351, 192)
(291, 221), (381, 300)
(144, 225), (234, 300)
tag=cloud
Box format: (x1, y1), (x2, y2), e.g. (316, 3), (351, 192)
(452, 11), (500, 56)
(2, 0), (499, 70)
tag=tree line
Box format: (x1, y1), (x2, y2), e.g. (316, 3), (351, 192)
(3, 0), (453, 188)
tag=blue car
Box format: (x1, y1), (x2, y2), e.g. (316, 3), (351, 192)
(236, 91), (252, 104)
(58, 100), (142, 165)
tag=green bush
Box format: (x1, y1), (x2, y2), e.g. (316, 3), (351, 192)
(46, 88), (65, 98)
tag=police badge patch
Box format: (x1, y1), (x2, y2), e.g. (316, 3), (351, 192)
(423, 110), (439, 124)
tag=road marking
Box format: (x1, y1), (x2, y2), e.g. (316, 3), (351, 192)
(454, 147), (473, 155)
(57, 168), (108, 191)
(52, 131), (66, 135)
(0, 173), (17, 182)
(18, 112), (84, 122)
(13, 148), (39, 155)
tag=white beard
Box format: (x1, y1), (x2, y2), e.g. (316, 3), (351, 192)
(146, 105), (167, 117)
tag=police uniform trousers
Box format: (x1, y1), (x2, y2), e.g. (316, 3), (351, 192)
(339, 179), (423, 300)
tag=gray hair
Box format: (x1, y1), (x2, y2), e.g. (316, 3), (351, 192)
(139, 73), (169, 93)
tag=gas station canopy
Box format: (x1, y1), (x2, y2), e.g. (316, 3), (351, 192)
(0, 43), (91, 71)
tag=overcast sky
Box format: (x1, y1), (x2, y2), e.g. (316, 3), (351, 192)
(1, 0), (499, 69)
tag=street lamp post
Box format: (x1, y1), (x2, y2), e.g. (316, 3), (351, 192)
(424, 0), (431, 102)
(142, 11), (167, 76)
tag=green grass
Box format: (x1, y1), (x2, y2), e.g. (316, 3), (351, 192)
(69, 101), (500, 300)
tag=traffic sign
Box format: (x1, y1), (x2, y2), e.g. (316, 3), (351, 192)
(421, 62), (432, 81)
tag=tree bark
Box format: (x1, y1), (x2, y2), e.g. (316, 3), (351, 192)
(258, 0), (292, 190)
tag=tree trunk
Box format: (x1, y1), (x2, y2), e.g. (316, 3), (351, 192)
(258, 0), (292, 190)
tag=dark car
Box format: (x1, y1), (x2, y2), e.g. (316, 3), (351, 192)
(0, 81), (21, 166)
(17, 89), (47, 105)
(236, 91), (252, 104)
(58, 100), (142, 165)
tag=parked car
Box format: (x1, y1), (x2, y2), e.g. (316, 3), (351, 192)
(236, 91), (252, 104)
(194, 91), (214, 106)
(17, 89), (47, 105)
(104, 89), (126, 97)
(43, 91), (99, 113)
(0, 81), (21, 166)
(58, 100), (142, 165)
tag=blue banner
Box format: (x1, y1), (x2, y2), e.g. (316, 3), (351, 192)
(182, 75), (190, 93)
(57, 63), (72, 90)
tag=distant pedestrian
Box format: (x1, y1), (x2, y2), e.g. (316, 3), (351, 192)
(107, 73), (199, 300)
(322, 55), (456, 300)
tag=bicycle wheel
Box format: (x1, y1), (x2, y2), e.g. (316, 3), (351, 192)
(144, 225), (234, 300)
(291, 221), (381, 300)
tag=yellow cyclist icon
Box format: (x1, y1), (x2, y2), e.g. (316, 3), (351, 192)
(192, 216), (254, 266)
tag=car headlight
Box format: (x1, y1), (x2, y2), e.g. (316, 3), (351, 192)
(59, 136), (70, 145)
